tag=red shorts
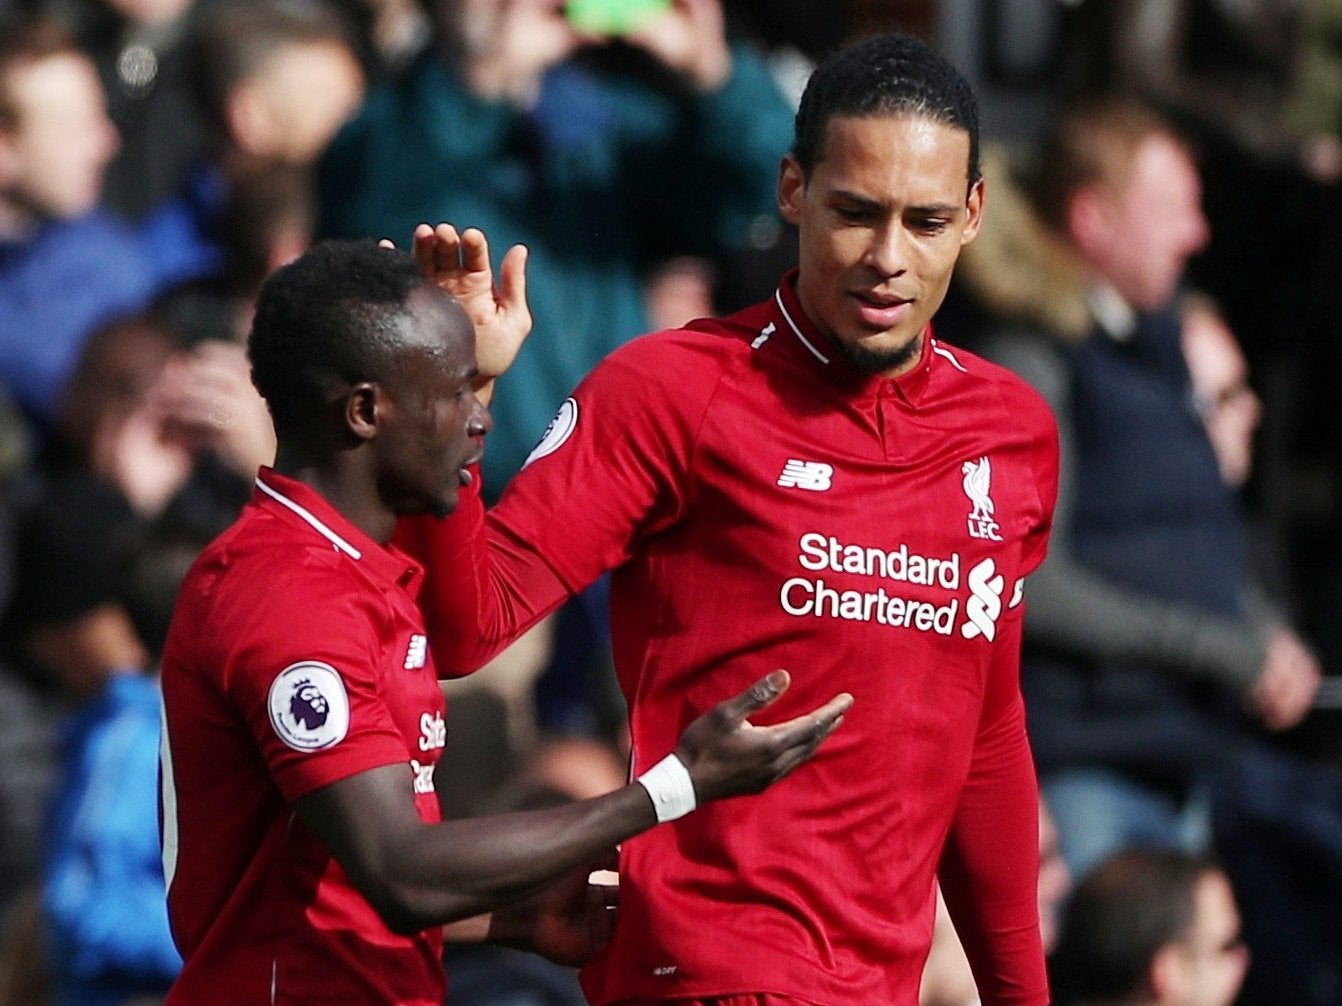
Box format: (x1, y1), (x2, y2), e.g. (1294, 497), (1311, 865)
(616, 998), (813, 1005)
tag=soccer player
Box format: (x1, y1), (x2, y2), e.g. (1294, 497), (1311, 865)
(400, 31), (1060, 1006)
(156, 240), (852, 1005)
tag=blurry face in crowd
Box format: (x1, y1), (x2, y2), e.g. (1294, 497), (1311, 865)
(1182, 303), (1261, 488)
(1162, 870), (1248, 1006)
(1077, 133), (1210, 313)
(442, 0), (575, 62)
(779, 113), (983, 379)
(0, 52), (119, 222)
(101, 0), (194, 26)
(232, 41), (365, 165)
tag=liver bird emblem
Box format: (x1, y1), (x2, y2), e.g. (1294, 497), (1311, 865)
(962, 456), (994, 522)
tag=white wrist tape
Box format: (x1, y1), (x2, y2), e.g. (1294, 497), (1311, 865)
(636, 753), (697, 823)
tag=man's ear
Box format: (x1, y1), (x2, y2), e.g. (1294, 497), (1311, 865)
(1150, 941), (1185, 1002)
(961, 175), (986, 245)
(343, 383), (379, 441)
(224, 80), (277, 160)
(777, 154), (805, 226)
(1066, 185), (1109, 259)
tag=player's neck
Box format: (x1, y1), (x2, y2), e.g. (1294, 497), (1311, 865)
(273, 451), (397, 545)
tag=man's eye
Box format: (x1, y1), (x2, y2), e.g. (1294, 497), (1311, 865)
(912, 218), (950, 235)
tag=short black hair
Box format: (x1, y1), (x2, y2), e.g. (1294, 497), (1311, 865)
(1028, 97), (1186, 234)
(248, 239), (425, 435)
(1049, 848), (1220, 1003)
(792, 33), (979, 189)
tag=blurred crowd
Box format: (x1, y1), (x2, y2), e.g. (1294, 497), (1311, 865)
(0, 1), (1339, 1005)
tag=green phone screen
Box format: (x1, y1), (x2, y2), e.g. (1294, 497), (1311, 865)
(565, 0), (671, 35)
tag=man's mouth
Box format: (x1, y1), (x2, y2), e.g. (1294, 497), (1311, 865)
(458, 449), (483, 486)
(851, 290), (912, 327)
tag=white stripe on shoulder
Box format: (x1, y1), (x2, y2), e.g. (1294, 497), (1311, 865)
(931, 339), (968, 373)
(255, 477), (362, 560)
(774, 288), (829, 364)
(159, 693), (178, 891)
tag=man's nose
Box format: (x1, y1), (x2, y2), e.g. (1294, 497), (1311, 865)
(864, 223), (909, 276)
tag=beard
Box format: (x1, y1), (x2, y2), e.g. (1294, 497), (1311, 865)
(829, 330), (925, 376)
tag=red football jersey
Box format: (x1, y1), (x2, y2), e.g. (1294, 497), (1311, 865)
(401, 274), (1060, 1005)
(160, 470), (448, 1006)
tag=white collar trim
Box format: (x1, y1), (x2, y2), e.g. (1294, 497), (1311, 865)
(255, 476), (362, 560)
(774, 288), (829, 364)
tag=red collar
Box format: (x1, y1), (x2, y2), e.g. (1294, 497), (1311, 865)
(770, 269), (939, 408)
(252, 468), (424, 595)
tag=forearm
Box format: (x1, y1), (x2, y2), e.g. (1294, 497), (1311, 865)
(939, 710), (1046, 1006)
(396, 475), (570, 675)
(302, 767), (656, 935)
(939, 612), (1046, 1005)
(1025, 553), (1266, 691)
(401, 788), (651, 921)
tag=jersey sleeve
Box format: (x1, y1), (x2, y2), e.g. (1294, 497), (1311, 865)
(1014, 374), (1061, 578)
(400, 332), (720, 675)
(937, 373), (1056, 1005)
(936, 603), (1049, 1006)
(221, 563), (411, 804)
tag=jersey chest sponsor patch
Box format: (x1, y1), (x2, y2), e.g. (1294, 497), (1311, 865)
(267, 661), (351, 751)
(768, 453), (1027, 642)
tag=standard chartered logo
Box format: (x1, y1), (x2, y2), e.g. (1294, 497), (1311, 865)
(779, 532), (1007, 641)
(960, 557), (1005, 641)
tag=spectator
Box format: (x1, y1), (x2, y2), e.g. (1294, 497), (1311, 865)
(320, 0), (788, 764)
(1062, 1), (1342, 626)
(140, 0), (365, 291)
(1047, 849), (1247, 1006)
(42, 671), (181, 1006)
(68, 0), (213, 222)
(0, 13), (160, 430)
(153, 161), (320, 349)
(317, 0), (792, 497)
(956, 98), (1321, 881)
(6, 312), (269, 699)
(0, 305), (269, 1005)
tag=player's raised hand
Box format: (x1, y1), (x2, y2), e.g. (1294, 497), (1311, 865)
(675, 670), (852, 804)
(404, 223), (532, 396)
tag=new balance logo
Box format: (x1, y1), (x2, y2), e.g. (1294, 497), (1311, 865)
(404, 634), (427, 670)
(778, 459), (834, 491)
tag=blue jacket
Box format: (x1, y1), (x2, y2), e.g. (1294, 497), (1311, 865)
(0, 212), (159, 426)
(43, 674), (181, 1006)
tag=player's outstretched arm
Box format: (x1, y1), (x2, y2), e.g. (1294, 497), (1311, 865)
(295, 670), (851, 938)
